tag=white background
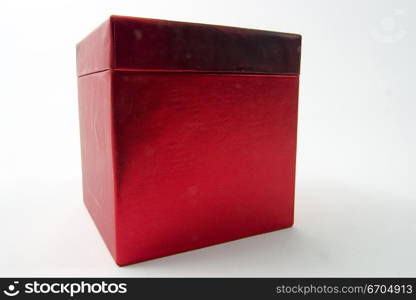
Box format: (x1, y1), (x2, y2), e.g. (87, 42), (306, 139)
(0, 0), (415, 277)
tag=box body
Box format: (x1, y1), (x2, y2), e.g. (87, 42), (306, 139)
(77, 16), (301, 265)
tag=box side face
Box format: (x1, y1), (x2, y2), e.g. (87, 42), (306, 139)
(76, 19), (112, 76)
(77, 70), (117, 259)
(112, 16), (301, 74)
(112, 72), (298, 265)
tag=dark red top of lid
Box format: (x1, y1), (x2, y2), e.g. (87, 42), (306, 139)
(76, 15), (301, 76)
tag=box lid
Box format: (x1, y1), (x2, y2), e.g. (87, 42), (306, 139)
(76, 15), (301, 77)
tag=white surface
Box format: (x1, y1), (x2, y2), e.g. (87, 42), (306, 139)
(0, 0), (415, 277)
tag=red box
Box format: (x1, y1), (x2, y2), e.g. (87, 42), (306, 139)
(76, 15), (301, 265)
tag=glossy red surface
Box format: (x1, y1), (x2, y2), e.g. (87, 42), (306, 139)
(77, 16), (301, 265)
(77, 16), (301, 76)
(78, 71), (116, 256)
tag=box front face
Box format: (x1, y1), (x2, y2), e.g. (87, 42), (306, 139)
(113, 71), (298, 264)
